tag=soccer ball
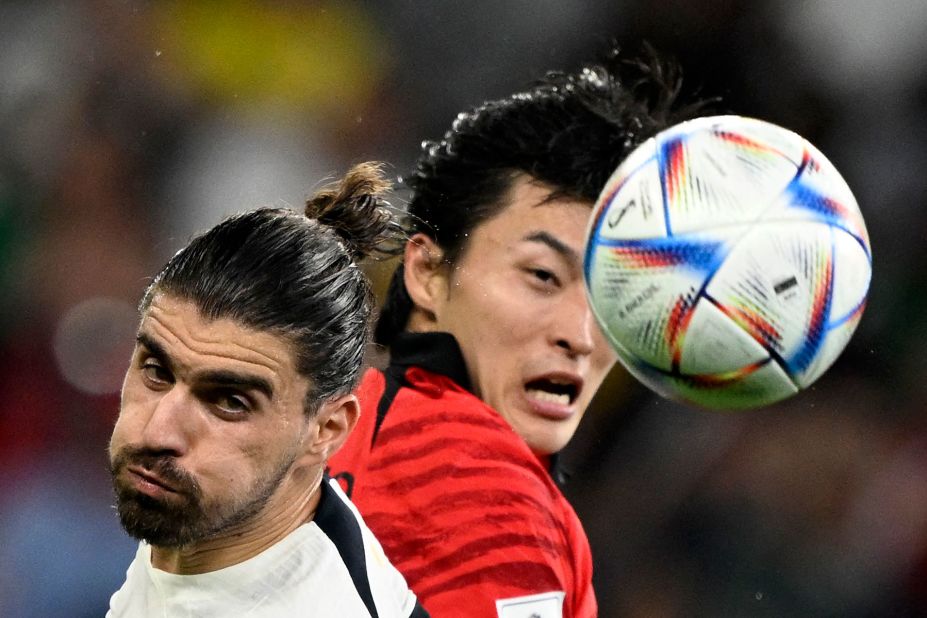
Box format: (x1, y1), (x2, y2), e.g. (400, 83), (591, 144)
(584, 115), (871, 410)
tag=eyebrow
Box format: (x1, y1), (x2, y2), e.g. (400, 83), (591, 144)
(523, 231), (581, 267)
(137, 333), (171, 366)
(136, 332), (275, 400)
(195, 370), (275, 400)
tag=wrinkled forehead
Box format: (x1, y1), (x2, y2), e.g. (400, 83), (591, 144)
(138, 293), (299, 381)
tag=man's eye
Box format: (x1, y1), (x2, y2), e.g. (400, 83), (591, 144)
(529, 268), (559, 286)
(141, 363), (171, 384)
(213, 391), (252, 416)
(534, 269), (553, 281)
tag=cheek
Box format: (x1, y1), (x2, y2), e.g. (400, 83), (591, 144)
(112, 377), (146, 439)
(583, 342), (618, 397)
(109, 406), (149, 461)
(108, 418), (127, 455)
(592, 327), (619, 369)
(456, 287), (533, 345)
(597, 344), (618, 371)
(591, 354), (617, 389)
(204, 431), (278, 482)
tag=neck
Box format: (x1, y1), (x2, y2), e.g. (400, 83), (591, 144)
(405, 307), (439, 334)
(149, 469), (324, 575)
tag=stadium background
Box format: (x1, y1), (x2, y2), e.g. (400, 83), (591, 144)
(1, 1), (925, 615)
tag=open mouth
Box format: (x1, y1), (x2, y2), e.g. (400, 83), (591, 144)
(525, 378), (578, 406)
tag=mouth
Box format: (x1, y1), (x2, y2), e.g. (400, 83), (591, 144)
(126, 465), (180, 494)
(524, 374), (582, 414)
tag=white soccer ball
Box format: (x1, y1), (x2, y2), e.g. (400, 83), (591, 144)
(584, 115), (872, 409)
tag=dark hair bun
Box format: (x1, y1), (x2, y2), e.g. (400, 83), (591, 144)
(305, 162), (404, 261)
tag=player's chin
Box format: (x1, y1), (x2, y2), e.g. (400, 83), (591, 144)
(521, 416), (580, 457)
(500, 399), (579, 454)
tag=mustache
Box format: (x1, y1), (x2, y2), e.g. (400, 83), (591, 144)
(110, 446), (201, 496)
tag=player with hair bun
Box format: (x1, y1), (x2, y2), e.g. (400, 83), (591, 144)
(329, 51), (702, 617)
(107, 163), (428, 617)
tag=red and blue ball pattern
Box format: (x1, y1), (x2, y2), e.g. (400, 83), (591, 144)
(584, 116), (871, 409)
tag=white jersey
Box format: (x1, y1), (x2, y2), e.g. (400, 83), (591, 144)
(107, 478), (428, 617)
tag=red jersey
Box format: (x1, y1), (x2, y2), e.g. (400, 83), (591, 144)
(328, 333), (596, 618)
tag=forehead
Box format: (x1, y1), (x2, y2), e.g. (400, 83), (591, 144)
(475, 176), (593, 245)
(139, 294), (297, 382)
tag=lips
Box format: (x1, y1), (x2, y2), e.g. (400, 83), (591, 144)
(524, 372), (584, 419)
(126, 465), (180, 494)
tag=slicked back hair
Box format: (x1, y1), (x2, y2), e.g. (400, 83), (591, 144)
(142, 163), (403, 414)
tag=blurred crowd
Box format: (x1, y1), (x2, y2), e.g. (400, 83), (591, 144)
(1, 1), (925, 616)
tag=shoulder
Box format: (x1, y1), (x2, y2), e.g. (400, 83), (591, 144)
(356, 366), (386, 401)
(379, 365), (515, 440)
(107, 543), (149, 618)
(340, 366), (592, 616)
(313, 478), (424, 617)
(362, 365), (567, 514)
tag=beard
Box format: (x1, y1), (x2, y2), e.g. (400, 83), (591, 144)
(110, 445), (295, 548)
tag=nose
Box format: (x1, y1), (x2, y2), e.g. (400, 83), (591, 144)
(552, 284), (598, 358)
(138, 386), (194, 456)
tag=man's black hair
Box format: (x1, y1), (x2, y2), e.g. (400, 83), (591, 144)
(375, 48), (707, 346)
(142, 162), (402, 413)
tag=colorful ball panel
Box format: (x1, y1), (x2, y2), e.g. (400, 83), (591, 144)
(585, 115), (872, 410)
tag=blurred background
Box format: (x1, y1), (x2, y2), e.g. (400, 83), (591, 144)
(1, 1), (925, 616)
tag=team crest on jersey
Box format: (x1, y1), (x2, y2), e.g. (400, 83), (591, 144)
(495, 591), (565, 618)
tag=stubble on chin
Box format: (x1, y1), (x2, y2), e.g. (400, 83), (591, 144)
(110, 447), (209, 547)
(109, 444), (295, 548)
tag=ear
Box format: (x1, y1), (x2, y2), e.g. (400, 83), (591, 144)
(302, 394), (360, 463)
(403, 233), (448, 327)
